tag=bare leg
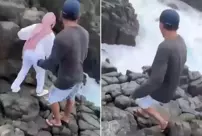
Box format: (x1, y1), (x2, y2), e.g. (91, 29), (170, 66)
(46, 102), (62, 126)
(143, 107), (168, 130)
(62, 99), (75, 123)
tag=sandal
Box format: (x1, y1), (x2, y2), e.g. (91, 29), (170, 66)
(46, 119), (62, 127)
(61, 117), (70, 124)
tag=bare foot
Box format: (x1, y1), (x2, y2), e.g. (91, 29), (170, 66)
(158, 121), (168, 132)
(46, 119), (62, 127)
(134, 108), (149, 118)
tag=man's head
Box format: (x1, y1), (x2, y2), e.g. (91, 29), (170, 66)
(159, 9), (180, 37)
(61, 0), (80, 25)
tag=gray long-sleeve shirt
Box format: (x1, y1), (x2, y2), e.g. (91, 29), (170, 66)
(132, 35), (187, 103)
(37, 25), (89, 90)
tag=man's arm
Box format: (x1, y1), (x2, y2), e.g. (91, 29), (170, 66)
(131, 43), (170, 99)
(37, 39), (62, 72)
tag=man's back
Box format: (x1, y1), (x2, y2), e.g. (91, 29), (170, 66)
(150, 35), (187, 102)
(53, 25), (89, 89)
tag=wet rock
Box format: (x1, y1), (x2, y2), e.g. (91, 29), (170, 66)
(102, 0), (139, 45)
(102, 62), (117, 74)
(180, 0), (202, 11)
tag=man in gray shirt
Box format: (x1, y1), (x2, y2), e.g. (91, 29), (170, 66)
(36, 0), (89, 126)
(132, 9), (187, 131)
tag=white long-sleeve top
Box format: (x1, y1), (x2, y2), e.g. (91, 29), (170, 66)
(18, 24), (55, 58)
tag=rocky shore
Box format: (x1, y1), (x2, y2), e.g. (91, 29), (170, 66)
(101, 59), (202, 136)
(0, 0), (100, 82)
(0, 0), (100, 136)
(102, 0), (139, 46)
(0, 87), (100, 136)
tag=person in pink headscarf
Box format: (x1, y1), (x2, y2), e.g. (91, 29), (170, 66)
(11, 12), (56, 96)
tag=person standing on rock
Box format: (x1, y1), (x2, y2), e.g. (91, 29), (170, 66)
(33, 0), (89, 126)
(131, 9), (187, 131)
(11, 12), (56, 96)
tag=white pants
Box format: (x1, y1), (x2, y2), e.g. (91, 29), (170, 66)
(11, 50), (45, 93)
(135, 95), (161, 109)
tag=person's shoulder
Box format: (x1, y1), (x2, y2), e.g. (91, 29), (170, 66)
(78, 25), (89, 36)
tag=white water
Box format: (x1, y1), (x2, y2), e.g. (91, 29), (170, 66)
(102, 0), (202, 75)
(79, 75), (100, 107)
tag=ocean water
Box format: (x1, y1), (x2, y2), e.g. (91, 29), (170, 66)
(102, 0), (202, 75)
(79, 74), (100, 107)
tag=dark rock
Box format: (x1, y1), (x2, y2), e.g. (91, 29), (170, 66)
(20, 9), (45, 27)
(0, 93), (39, 121)
(0, 21), (20, 60)
(179, 113), (196, 122)
(102, 76), (119, 84)
(102, 84), (121, 98)
(189, 71), (202, 81)
(190, 120), (202, 129)
(0, 1), (26, 25)
(102, 79), (108, 86)
(118, 75), (128, 83)
(121, 81), (139, 96)
(114, 95), (131, 109)
(37, 131), (52, 136)
(188, 77), (202, 96)
(102, 0), (139, 45)
(173, 87), (187, 100)
(179, 76), (189, 86)
(80, 130), (99, 136)
(168, 120), (191, 136)
(180, 0), (202, 11)
(102, 62), (117, 74)
(126, 71), (148, 81)
(103, 72), (121, 77)
(192, 128), (202, 136)
(0, 79), (11, 94)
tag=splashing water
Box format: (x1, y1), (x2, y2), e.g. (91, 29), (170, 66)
(102, 0), (202, 75)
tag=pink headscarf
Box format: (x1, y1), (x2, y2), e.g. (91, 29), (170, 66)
(23, 12), (56, 51)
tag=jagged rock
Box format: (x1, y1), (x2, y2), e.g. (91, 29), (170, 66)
(102, 0), (139, 45)
(114, 95), (131, 109)
(188, 78), (202, 97)
(102, 62), (117, 74)
(180, 0), (202, 11)
(37, 131), (52, 136)
(20, 9), (45, 27)
(0, 21), (20, 59)
(192, 128), (202, 136)
(121, 81), (139, 96)
(168, 121), (191, 136)
(102, 76), (119, 84)
(102, 84), (121, 98)
(118, 75), (128, 83)
(0, 93), (39, 121)
(0, 80), (11, 94)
